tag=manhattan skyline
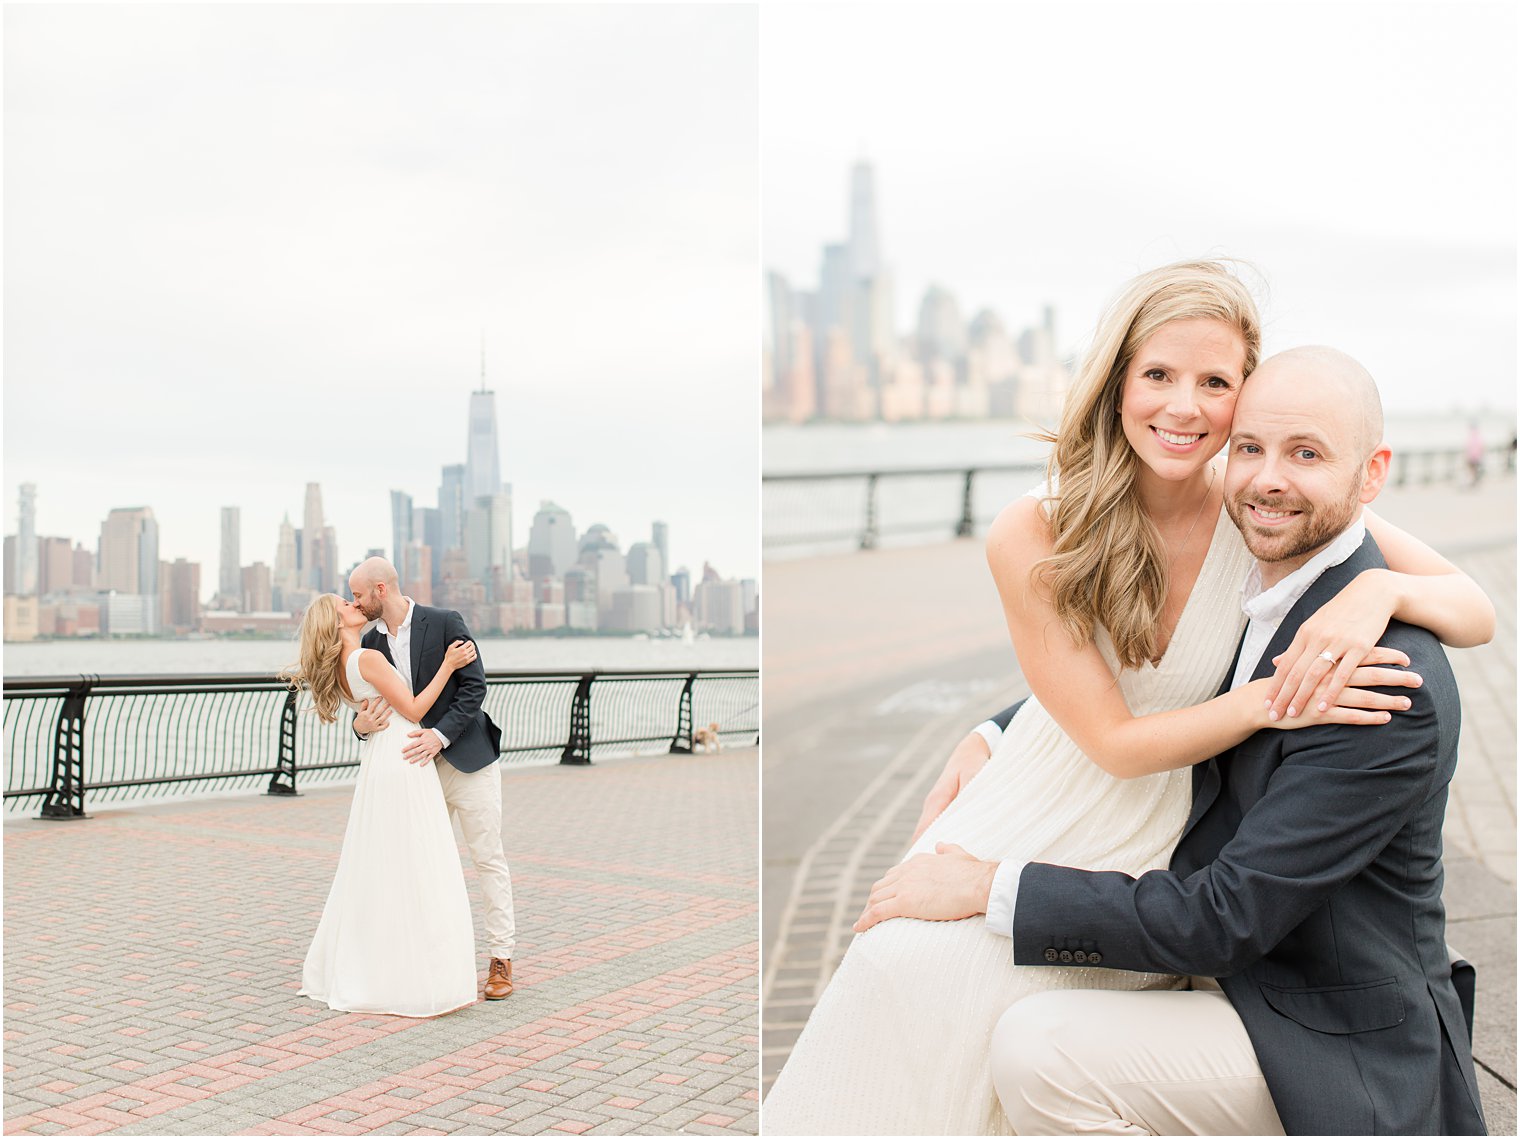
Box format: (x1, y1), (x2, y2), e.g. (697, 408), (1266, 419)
(762, 3), (1516, 416)
(4, 6), (759, 586)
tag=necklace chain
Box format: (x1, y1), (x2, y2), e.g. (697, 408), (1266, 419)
(1164, 466), (1215, 569)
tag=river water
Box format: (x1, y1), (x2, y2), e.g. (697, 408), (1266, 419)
(763, 411), (1516, 556)
(3, 635), (757, 679)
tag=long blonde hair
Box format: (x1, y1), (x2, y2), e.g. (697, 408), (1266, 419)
(279, 593), (346, 724)
(1035, 260), (1262, 670)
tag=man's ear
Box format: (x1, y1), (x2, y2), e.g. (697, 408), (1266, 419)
(1359, 443), (1392, 504)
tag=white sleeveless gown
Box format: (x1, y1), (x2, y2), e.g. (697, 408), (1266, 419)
(763, 506), (1254, 1135)
(299, 648), (478, 1017)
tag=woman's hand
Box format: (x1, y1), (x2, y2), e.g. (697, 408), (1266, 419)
(910, 732), (992, 845)
(1255, 651), (1422, 730)
(443, 639), (477, 672)
(1265, 569), (1402, 720)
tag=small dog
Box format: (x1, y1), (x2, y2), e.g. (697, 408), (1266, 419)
(693, 723), (723, 753)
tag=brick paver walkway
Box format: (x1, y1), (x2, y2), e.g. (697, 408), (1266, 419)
(4, 749), (758, 1135)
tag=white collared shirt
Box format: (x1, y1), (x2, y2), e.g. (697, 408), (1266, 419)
(384, 598), (418, 692)
(1230, 513), (1367, 690)
(379, 597), (449, 748)
(985, 516), (1368, 942)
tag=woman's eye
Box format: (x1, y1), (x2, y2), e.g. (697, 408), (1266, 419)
(1205, 376), (1232, 389)
(1145, 369), (1166, 381)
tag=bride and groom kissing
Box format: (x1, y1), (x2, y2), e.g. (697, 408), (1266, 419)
(764, 263), (1491, 1136)
(283, 557), (516, 1017)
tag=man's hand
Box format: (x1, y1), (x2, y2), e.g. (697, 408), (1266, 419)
(853, 843), (998, 932)
(402, 730), (444, 766)
(353, 697), (393, 737)
(909, 732), (993, 845)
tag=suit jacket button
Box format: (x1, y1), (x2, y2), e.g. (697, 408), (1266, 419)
(1088, 952), (1103, 965)
(1059, 950), (1074, 963)
(1043, 948), (1059, 962)
(1073, 950), (1087, 963)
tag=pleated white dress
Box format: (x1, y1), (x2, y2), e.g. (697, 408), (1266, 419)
(763, 506), (1255, 1136)
(299, 648), (477, 1017)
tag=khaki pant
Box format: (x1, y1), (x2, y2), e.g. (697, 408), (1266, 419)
(433, 758), (516, 959)
(990, 981), (1285, 1135)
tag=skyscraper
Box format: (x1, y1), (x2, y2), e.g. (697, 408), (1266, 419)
(627, 542), (663, 587)
(241, 562), (273, 613)
(848, 160), (880, 281)
(412, 505), (442, 590)
(458, 486), (514, 599)
(651, 521), (669, 583)
(302, 483), (327, 591)
(466, 382), (502, 505)
(97, 506), (159, 602)
(917, 285), (967, 362)
(817, 243), (853, 344)
(17, 483), (37, 596)
(273, 513), (299, 609)
(219, 506), (241, 604)
(528, 501), (576, 579)
(166, 558), (201, 629)
(390, 490), (413, 568)
(37, 537), (74, 597)
(438, 464), (467, 556)
(487, 486), (513, 585)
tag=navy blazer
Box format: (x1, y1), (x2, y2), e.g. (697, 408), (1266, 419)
(361, 603), (502, 774)
(1012, 534), (1485, 1135)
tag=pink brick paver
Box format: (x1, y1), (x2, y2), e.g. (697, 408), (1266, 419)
(5, 749), (757, 1135)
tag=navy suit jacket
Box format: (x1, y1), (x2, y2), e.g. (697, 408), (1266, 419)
(361, 604), (501, 774)
(1011, 534), (1485, 1135)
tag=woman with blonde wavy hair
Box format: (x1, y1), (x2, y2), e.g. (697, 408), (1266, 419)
(281, 592), (482, 1017)
(762, 260), (1495, 1135)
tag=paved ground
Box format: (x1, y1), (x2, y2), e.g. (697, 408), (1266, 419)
(762, 475), (1516, 1131)
(4, 749), (758, 1136)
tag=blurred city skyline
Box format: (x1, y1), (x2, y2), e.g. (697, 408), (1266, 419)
(4, 5), (760, 587)
(762, 3), (1516, 417)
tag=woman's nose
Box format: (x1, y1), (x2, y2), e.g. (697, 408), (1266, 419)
(1166, 388), (1200, 420)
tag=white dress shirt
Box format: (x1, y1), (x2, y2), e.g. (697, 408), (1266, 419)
(381, 598), (449, 748)
(984, 514), (1369, 941)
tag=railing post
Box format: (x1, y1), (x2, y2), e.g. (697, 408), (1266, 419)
(861, 474), (879, 550)
(561, 675), (593, 765)
(956, 469), (976, 537)
(267, 687), (300, 796)
(41, 675), (92, 820)
(670, 673), (696, 753)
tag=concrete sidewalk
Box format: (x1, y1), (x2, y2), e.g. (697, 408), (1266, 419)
(761, 475), (1516, 1130)
(4, 749), (758, 1136)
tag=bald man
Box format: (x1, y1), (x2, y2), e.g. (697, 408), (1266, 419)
(857, 350), (1485, 1134)
(348, 557), (515, 1000)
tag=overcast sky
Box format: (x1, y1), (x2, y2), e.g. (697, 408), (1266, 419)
(763, 2), (1516, 416)
(5, 5), (758, 594)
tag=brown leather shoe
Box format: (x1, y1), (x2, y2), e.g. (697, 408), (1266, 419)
(484, 957), (513, 999)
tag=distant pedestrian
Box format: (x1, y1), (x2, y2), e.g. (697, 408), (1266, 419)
(1465, 422), (1485, 486)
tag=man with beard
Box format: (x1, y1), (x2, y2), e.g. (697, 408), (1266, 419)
(348, 557), (516, 1001)
(855, 348), (1486, 1134)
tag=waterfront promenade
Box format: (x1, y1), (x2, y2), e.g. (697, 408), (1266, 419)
(4, 749), (758, 1135)
(762, 476), (1516, 1129)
